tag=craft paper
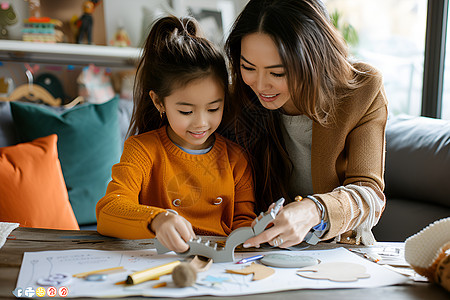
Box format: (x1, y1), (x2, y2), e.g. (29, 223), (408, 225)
(15, 248), (409, 298)
(226, 262), (275, 280)
(297, 262), (370, 282)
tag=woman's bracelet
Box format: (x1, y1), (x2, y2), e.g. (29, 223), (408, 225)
(294, 195), (325, 222)
(295, 195), (329, 244)
(306, 196), (325, 222)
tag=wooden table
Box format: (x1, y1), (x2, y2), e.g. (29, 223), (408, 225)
(1, 227), (448, 299)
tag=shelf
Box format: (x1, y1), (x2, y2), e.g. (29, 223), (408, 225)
(0, 40), (141, 67)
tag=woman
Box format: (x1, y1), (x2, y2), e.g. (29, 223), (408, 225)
(225, 0), (387, 248)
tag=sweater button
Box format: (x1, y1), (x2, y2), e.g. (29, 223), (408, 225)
(213, 197), (223, 205)
(173, 199), (181, 207)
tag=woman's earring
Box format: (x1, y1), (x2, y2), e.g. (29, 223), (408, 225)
(160, 110), (166, 119)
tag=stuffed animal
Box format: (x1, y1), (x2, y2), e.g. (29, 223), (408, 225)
(0, 2), (17, 39)
(405, 217), (450, 292)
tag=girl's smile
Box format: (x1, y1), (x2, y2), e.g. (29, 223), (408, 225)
(151, 75), (224, 150)
(188, 130), (208, 139)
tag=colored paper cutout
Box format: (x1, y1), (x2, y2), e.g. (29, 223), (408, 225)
(226, 262), (275, 281)
(297, 262), (370, 282)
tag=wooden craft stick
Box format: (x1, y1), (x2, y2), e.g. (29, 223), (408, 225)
(152, 282), (167, 288)
(126, 261), (181, 285)
(72, 266), (124, 278)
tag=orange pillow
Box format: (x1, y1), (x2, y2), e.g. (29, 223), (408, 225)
(0, 134), (79, 230)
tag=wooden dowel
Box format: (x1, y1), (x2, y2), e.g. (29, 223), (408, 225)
(126, 261), (181, 285)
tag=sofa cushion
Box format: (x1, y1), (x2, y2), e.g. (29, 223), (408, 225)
(373, 198), (450, 241)
(385, 115), (450, 208)
(118, 99), (133, 148)
(10, 98), (121, 225)
(0, 134), (79, 230)
(0, 102), (19, 147)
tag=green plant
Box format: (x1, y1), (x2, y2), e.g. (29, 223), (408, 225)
(330, 10), (359, 47)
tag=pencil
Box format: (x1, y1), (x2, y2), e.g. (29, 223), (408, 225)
(363, 253), (380, 263)
(72, 266), (124, 278)
(236, 255), (264, 264)
(126, 261), (181, 285)
(348, 249), (380, 263)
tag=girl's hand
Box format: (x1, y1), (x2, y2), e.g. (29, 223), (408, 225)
(150, 212), (196, 253)
(244, 199), (320, 248)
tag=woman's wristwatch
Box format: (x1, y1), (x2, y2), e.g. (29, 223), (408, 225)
(295, 195), (329, 245)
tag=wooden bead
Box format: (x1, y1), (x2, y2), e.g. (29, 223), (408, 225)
(172, 262), (197, 287)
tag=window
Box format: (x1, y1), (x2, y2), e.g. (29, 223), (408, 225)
(325, 0), (428, 117)
(442, 2), (450, 120)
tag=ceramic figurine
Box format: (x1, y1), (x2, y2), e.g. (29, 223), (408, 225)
(110, 26), (131, 47)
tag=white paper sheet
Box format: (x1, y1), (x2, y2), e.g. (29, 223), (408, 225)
(15, 247), (409, 298)
(0, 222), (19, 249)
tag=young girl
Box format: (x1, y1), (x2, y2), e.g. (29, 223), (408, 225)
(96, 16), (256, 253)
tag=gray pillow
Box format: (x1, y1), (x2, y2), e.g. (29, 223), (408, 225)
(0, 102), (19, 148)
(385, 115), (450, 207)
(118, 99), (133, 148)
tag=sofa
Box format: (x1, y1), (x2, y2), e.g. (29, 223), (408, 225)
(1, 100), (449, 240)
(373, 115), (450, 241)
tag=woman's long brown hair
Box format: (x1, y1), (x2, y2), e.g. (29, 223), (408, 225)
(225, 0), (361, 211)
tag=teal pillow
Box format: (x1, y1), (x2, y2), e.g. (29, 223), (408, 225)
(10, 98), (121, 225)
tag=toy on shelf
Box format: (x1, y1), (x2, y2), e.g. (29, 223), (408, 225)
(22, 17), (63, 43)
(110, 26), (131, 47)
(74, 0), (101, 44)
(25, 0), (41, 18)
(22, 0), (62, 43)
(0, 1), (18, 39)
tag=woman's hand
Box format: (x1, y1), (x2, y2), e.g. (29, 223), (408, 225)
(243, 199), (321, 248)
(150, 212), (196, 253)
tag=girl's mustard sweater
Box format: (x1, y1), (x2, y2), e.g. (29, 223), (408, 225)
(96, 127), (256, 239)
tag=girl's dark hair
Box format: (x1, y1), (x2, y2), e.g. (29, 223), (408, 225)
(129, 15), (229, 136)
(225, 0), (360, 211)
